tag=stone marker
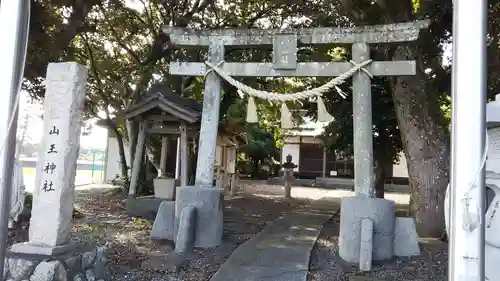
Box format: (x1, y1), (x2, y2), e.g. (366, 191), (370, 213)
(5, 62), (112, 281)
(282, 154), (297, 199)
(151, 201), (176, 241)
(12, 62), (88, 255)
(175, 206), (196, 253)
(229, 173), (238, 197)
(393, 217), (421, 257)
(359, 218), (373, 271)
(284, 170), (292, 198)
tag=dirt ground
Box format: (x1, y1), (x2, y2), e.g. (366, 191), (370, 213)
(7, 182), (445, 281)
(308, 213), (448, 281)
(8, 183), (311, 281)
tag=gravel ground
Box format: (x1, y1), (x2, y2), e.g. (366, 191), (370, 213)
(8, 186), (310, 281)
(308, 213), (448, 281)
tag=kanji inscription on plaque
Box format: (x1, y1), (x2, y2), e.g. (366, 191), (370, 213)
(273, 33), (297, 70)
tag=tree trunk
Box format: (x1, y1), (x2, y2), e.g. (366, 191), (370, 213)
(390, 45), (450, 238)
(188, 139), (198, 185)
(374, 159), (386, 198)
(253, 160), (260, 178)
(145, 143), (160, 171)
(126, 119), (138, 170)
(113, 127), (129, 180)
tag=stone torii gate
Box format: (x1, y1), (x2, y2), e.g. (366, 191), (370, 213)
(163, 21), (429, 252)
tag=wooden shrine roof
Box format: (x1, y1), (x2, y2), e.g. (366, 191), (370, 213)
(125, 84), (202, 123)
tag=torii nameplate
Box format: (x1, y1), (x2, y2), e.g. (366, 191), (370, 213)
(273, 33), (297, 70)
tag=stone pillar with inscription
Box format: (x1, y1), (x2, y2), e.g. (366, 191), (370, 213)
(5, 63), (112, 281)
(12, 62), (88, 255)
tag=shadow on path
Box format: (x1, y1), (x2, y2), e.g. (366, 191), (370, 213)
(210, 198), (340, 281)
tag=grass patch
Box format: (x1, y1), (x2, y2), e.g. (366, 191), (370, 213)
(22, 167), (104, 180)
(396, 203), (410, 217)
(79, 224), (106, 242)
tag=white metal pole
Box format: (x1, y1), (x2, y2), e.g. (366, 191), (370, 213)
(175, 137), (180, 179)
(449, 0), (487, 280)
(0, 0), (30, 277)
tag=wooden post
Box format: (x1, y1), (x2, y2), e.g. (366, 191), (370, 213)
(227, 146), (238, 196)
(175, 137), (180, 179)
(221, 146), (230, 195)
(194, 39), (224, 187)
(216, 168), (223, 189)
(129, 121), (147, 197)
(180, 123), (188, 186)
(159, 137), (168, 177)
(322, 144), (327, 178)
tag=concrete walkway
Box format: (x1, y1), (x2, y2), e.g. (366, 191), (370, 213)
(210, 199), (340, 281)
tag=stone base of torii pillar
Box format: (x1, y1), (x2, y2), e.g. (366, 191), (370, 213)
(339, 197), (396, 264)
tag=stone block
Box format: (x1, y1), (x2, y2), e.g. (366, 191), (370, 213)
(29, 260), (67, 281)
(64, 255), (82, 281)
(151, 201), (176, 241)
(393, 217), (420, 257)
(85, 269), (95, 281)
(8, 258), (37, 280)
(175, 207), (196, 253)
(92, 247), (110, 280)
(175, 186), (224, 248)
(10, 243), (76, 257)
(4, 244), (111, 281)
(153, 178), (176, 200)
(81, 249), (96, 269)
(339, 196), (396, 263)
(359, 218), (373, 271)
(126, 196), (164, 218)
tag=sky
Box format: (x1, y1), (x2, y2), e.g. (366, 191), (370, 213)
(19, 91), (108, 150)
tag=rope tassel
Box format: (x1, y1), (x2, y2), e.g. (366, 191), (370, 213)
(317, 96), (333, 122)
(281, 103), (294, 129)
(246, 96), (258, 123)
